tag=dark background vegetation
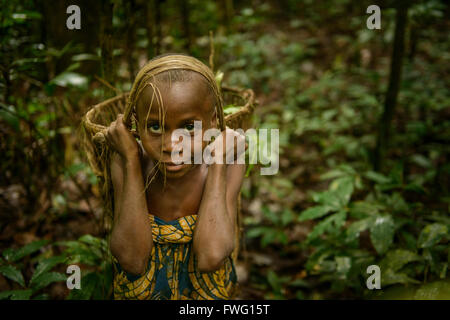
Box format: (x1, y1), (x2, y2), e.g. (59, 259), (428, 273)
(1, 0), (449, 300)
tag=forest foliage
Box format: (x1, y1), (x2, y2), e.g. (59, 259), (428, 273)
(0, 0), (449, 299)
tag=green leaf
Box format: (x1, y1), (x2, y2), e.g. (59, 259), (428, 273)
(267, 270), (280, 292)
(370, 215), (395, 255)
(320, 169), (347, 181)
(67, 272), (97, 300)
(281, 209), (295, 226)
(12, 11), (42, 20)
(0, 107), (20, 131)
(0, 289), (33, 300)
(330, 176), (354, 206)
(261, 229), (278, 247)
(3, 240), (49, 262)
(246, 226), (269, 239)
(289, 278), (310, 288)
(298, 205), (333, 222)
(223, 105), (241, 115)
(30, 272), (66, 292)
(414, 281), (450, 300)
(32, 293), (50, 300)
(335, 256), (351, 277)
(364, 171), (391, 184)
(349, 201), (383, 219)
(320, 165), (355, 181)
(346, 217), (375, 242)
(78, 234), (102, 247)
(50, 72), (88, 89)
(71, 53), (100, 62)
(380, 249), (422, 287)
(411, 154), (432, 169)
(0, 291), (12, 300)
(307, 210), (347, 241)
(0, 265), (25, 287)
(380, 249), (421, 272)
(311, 191), (342, 210)
(30, 256), (67, 286)
(382, 270), (421, 286)
(417, 223), (448, 249)
(388, 163), (403, 185)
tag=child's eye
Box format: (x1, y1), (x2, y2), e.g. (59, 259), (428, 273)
(184, 123), (195, 132)
(148, 123), (162, 134)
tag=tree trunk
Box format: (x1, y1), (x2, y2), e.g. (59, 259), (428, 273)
(180, 0), (191, 53)
(373, 2), (409, 171)
(126, 0), (137, 81)
(145, 0), (155, 59)
(219, 0), (234, 33)
(100, 0), (115, 94)
(154, 0), (163, 55)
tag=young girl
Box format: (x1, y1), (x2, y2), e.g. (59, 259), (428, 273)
(103, 54), (246, 299)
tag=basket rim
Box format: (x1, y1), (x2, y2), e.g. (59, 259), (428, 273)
(84, 86), (256, 135)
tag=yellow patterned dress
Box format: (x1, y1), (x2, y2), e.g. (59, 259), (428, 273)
(113, 214), (237, 300)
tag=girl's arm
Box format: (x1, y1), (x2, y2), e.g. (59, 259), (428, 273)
(107, 115), (153, 276)
(193, 129), (246, 272)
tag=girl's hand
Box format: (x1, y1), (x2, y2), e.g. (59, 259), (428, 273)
(206, 126), (247, 164)
(105, 114), (139, 162)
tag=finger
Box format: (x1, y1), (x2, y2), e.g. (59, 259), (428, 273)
(118, 113), (128, 127)
(110, 119), (117, 132)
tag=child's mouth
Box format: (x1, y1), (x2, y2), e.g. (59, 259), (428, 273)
(162, 162), (188, 172)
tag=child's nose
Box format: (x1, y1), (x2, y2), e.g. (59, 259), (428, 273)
(162, 131), (181, 153)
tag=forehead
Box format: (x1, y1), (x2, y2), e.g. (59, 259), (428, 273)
(136, 74), (214, 121)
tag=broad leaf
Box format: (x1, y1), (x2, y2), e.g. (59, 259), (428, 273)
(307, 210), (347, 241)
(67, 272), (97, 300)
(364, 171), (391, 184)
(417, 223), (448, 249)
(380, 249), (422, 287)
(330, 176), (354, 206)
(78, 234), (102, 246)
(50, 72), (88, 89)
(414, 281), (450, 300)
(30, 272), (66, 292)
(346, 217), (375, 242)
(298, 205), (333, 222)
(380, 249), (421, 272)
(30, 255), (67, 286)
(382, 270), (421, 286)
(0, 265), (25, 287)
(370, 215), (395, 255)
(281, 209), (295, 226)
(335, 256), (351, 277)
(223, 105), (241, 115)
(311, 191), (342, 210)
(3, 240), (49, 262)
(0, 289), (33, 300)
(246, 226), (270, 239)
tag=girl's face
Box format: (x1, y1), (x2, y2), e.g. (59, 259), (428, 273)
(135, 74), (216, 179)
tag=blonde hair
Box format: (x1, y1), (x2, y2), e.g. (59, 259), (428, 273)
(123, 54), (224, 132)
